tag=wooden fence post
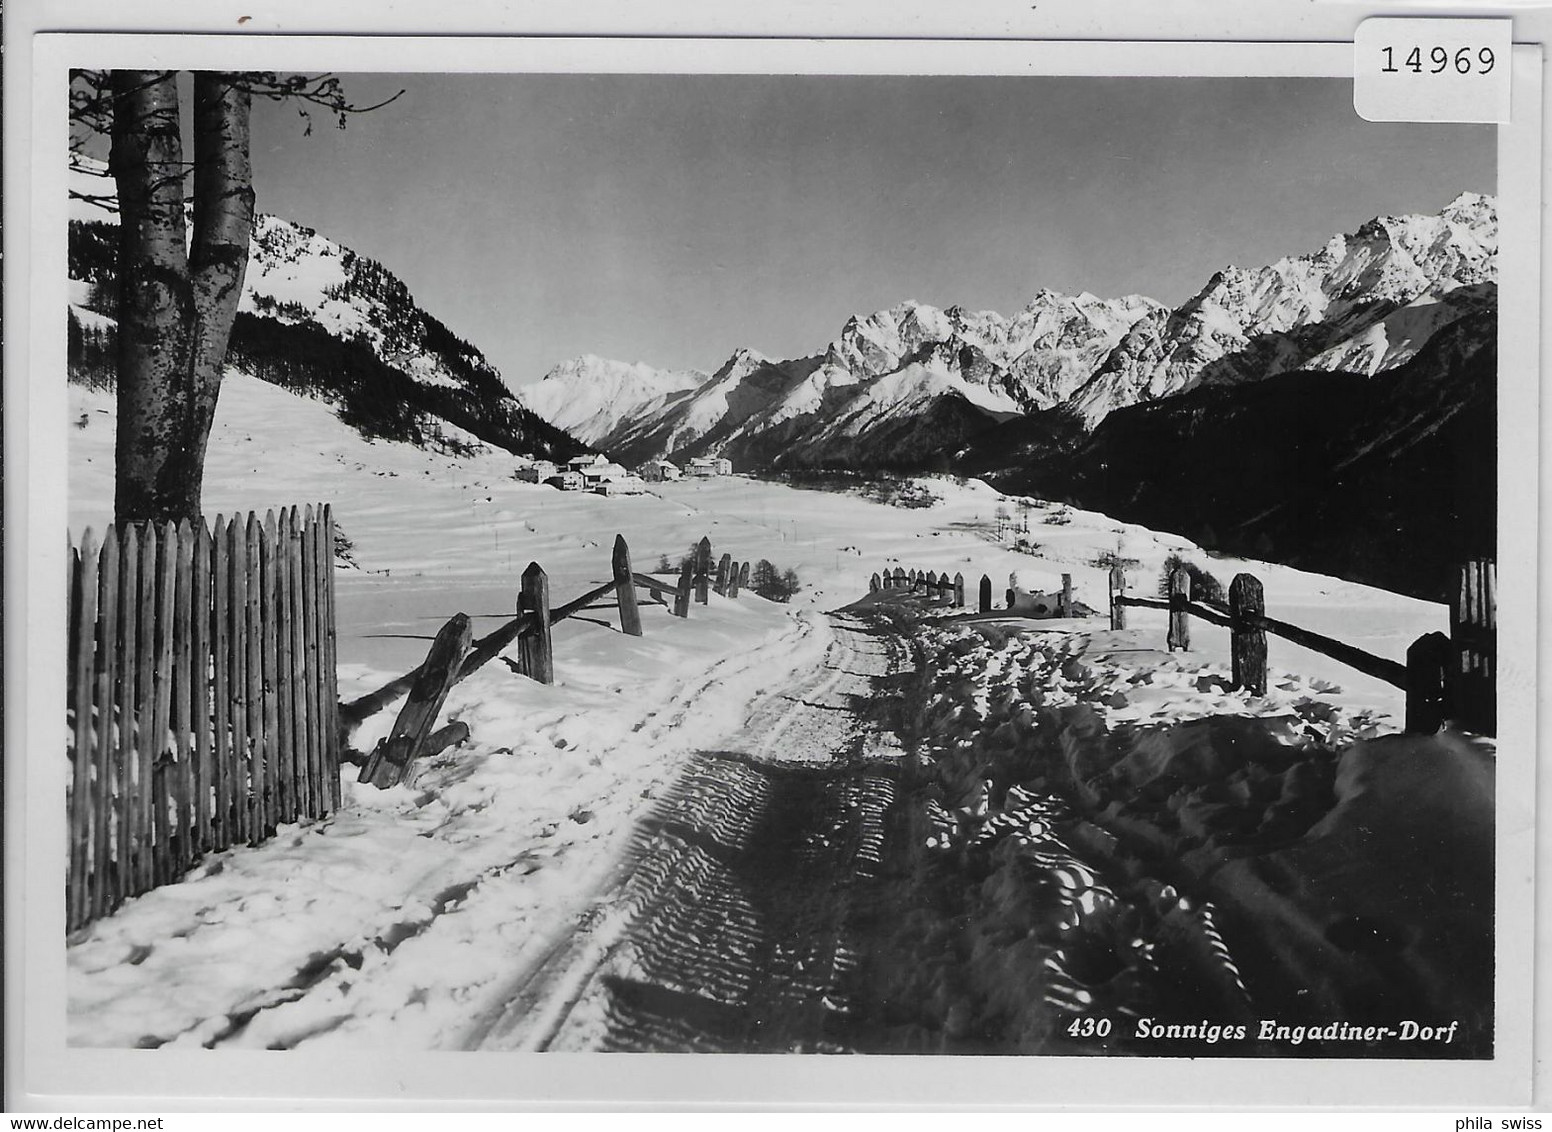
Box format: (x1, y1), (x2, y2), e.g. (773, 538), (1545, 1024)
(149, 522), (174, 872)
(1406, 631), (1450, 734)
(1060, 573), (1073, 618)
(1450, 559), (1496, 736)
(870, 572), (881, 593)
(728, 562), (742, 598)
(171, 521), (195, 868)
(255, 511), (277, 842)
(321, 504), (343, 811)
(893, 567), (906, 589)
(954, 572), (965, 608)
(674, 559), (693, 617)
(1228, 573), (1267, 696)
(67, 530), (98, 930)
(191, 521), (214, 847)
(284, 506), (308, 827)
(613, 535), (643, 637)
(1167, 567), (1190, 651)
(979, 575), (992, 613)
(119, 522), (143, 888)
(299, 509), (322, 821)
(1109, 565), (1126, 630)
(95, 528), (121, 918)
(715, 553), (732, 596)
(695, 537), (712, 604)
(739, 562), (750, 591)
(360, 613), (473, 788)
(518, 563), (554, 683)
(211, 516), (232, 855)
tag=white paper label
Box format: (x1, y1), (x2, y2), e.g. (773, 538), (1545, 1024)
(1354, 18), (1512, 123)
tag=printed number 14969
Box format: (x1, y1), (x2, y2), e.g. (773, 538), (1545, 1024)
(1382, 46), (1495, 74)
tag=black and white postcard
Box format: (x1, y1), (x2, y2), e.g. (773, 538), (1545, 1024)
(6, 23), (1545, 1112)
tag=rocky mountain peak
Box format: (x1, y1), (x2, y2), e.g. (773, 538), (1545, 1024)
(1065, 193), (1498, 424)
(520, 194), (1497, 469)
(68, 173), (584, 461)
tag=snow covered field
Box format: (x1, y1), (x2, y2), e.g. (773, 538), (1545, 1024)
(65, 372), (1449, 1049)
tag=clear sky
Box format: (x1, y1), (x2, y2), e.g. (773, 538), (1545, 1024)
(246, 74), (1493, 387)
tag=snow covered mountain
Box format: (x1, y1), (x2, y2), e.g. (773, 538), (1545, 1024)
(597, 292), (1161, 468)
(67, 157), (585, 462)
(821, 292), (1165, 412)
(1065, 192), (1497, 423)
(961, 306), (1497, 601)
(530, 193), (1494, 470)
(516, 356), (706, 447)
(603, 348), (825, 465)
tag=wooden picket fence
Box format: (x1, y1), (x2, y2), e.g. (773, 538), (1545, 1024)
(872, 565), (1082, 618)
(1108, 558), (1496, 737)
(351, 534), (757, 788)
(871, 566), (966, 607)
(66, 505), (341, 931)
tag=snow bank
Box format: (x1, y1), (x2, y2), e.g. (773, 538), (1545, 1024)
(886, 618), (1493, 1056)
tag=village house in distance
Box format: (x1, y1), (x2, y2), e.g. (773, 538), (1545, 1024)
(638, 458), (682, 483)
(513, 452), (734, 494)
(686, 455), (734, 477)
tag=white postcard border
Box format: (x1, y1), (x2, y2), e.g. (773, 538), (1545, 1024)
(8, 32), (1542, 1110)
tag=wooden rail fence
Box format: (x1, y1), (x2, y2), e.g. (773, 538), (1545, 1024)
(1108, 559), (1495, 736)
(356, 534), (758, 788)
(66, 505), (341, 931)
(865, 554), (1494, 738)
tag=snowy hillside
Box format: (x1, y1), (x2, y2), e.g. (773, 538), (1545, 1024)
(963, 306), (1497, 601)
(1299, 281), (1495, 374)
(66, 156), (585, 462)
(529, 194), (1494, 467)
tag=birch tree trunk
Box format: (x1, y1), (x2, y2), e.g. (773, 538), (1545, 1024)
(110, 71), (254, 526)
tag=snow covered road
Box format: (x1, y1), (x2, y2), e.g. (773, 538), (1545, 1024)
(470, 612), (911, 1052)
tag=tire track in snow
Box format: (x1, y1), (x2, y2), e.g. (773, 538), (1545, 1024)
(472, 612), (907, 1053)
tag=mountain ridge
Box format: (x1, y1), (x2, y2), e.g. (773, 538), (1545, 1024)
(529, 192), (1495, 471)
(66, 160), (587, 464)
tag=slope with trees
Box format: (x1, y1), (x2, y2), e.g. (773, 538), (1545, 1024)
(69, 70), (585, 485)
